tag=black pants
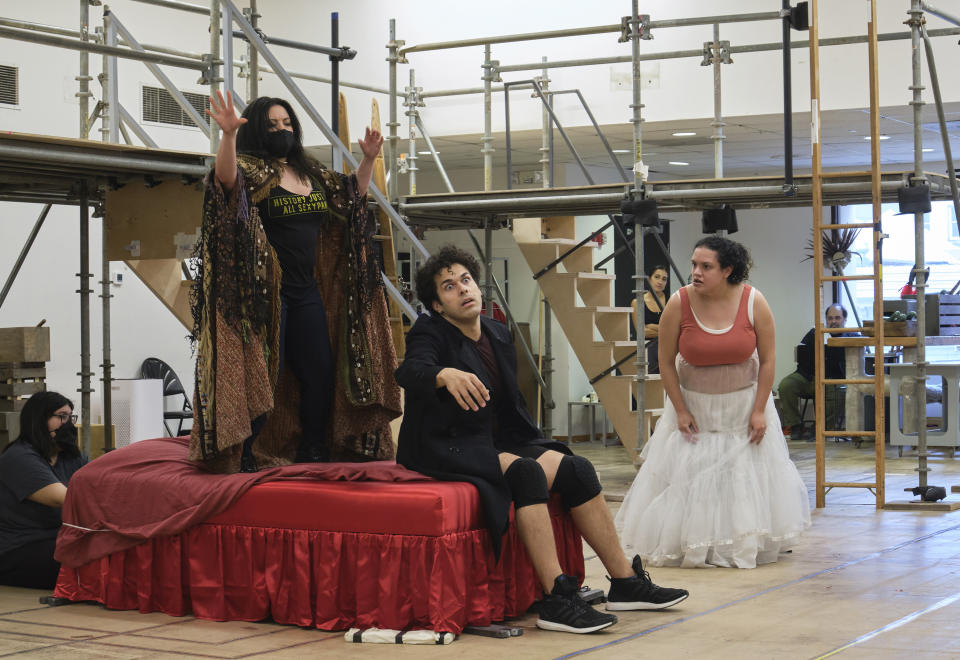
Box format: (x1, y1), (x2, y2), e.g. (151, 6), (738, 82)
(242, 290), (335, 463)
(0, 537), (59, 590)
(281, 294), (335, 453)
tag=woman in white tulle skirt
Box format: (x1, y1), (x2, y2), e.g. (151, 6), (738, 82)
(615, 237), (810, 569)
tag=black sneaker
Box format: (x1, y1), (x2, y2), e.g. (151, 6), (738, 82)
(606, 555), (689, 611)
(536, 575), (618, 634)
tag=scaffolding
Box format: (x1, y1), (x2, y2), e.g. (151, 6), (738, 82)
(0, 2), (958, 489)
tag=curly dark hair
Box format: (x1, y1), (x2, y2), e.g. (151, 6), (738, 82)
(693, 235), (752, 284)
(236, 97), (321, 181)
(3, 391), (76, 462)
(415, 245), (482, 312)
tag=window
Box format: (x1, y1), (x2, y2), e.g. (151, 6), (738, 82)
(141, 86), (209, 127)
(838, 201), (960, 322)
(0, 65), (18, 105)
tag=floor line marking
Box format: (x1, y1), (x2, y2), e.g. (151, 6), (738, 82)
(812, 591), (960, 659)
(554, 521), (960, 659)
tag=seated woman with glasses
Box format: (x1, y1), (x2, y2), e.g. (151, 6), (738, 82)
(0, 391), (87, 589)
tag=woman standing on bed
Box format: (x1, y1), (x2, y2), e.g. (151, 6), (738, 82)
(615, 236), (810, 568)
(191, 91), (400, 473)
(0, 392), (86, 589)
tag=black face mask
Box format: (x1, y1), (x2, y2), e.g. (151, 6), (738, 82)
(264, 129), (296, 158)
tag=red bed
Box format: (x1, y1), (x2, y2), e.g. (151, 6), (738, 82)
(52, 438), (584, 633)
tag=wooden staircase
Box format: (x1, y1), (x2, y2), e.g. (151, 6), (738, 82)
(513, 216), (663, 464)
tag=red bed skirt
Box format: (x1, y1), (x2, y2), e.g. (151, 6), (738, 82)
(54, 483), (584, 633)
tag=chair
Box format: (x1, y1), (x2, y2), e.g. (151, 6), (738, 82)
(795, 393), (814, 438)
(139, 358), (192, 436)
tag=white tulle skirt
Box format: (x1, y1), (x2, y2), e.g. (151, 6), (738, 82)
(615, 384), (811, 569)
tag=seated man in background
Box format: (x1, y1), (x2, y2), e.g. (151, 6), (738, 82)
(395, 245), (688, 635)
(778, 304), (857, 438)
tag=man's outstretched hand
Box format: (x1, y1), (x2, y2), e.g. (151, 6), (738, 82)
(437, 368), (489, 412)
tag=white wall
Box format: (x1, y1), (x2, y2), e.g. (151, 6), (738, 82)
(0, 206), (193, 421)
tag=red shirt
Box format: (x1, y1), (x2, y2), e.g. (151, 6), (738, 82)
(677, 284), (757, 367)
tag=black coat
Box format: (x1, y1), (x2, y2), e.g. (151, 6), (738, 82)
(395, 313), (570, 556)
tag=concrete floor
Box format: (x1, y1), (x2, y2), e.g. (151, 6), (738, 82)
(1, 439), (959, 659)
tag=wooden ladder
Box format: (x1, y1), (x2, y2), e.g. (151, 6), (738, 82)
(513, 215), (663, 464)
(340, 93), (405, 360)
(811, 0), (886, 507)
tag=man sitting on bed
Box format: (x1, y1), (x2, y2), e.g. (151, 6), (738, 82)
(395, 245), (689, 635)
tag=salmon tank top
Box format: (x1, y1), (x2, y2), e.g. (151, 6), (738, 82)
(677, 284), (757, 367)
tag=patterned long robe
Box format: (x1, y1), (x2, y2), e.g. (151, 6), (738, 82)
(189, 154), (401, 473)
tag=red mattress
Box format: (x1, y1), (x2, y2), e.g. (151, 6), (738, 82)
(55, 478), (584, 633)
(206, 479), (484, 535)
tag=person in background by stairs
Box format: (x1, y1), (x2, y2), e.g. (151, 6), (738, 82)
(396, 245), (689, 635)
(616, 236), (810, 568)
(777, 304), (856, 440)
(631, 265), (669, 374)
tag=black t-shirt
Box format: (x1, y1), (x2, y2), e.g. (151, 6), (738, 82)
(473, 329), (504, 404)
(256, 184), (329, 300)
(472, 328), (509, 440)
(0, 441), (87, 556)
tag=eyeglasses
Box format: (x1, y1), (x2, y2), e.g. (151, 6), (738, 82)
(53, 413), (78, 424)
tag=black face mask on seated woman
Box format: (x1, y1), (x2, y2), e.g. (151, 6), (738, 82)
(55, 421), (81, 459)
(265, 129), (296, 159)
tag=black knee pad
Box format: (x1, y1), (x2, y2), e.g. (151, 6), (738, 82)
(552, 454), (602, 508)
(503, 457), (549, 509)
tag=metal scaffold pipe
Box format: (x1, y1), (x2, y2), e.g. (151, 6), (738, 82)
(415, 114), (454, 193)
(920, 24), (960, 237)
(398, 180), (909, 215)
(482, 45), (495, 192)
(630, 0), (648, 459)
(908, 0), (929, 488)
(0, 25), (209, 70)
(0, 205), (51, 311)
(711, 23), (725, 179)
(398, 10), (782, 57)
(245, 0), (259, 100)
(540, 59), (552, 189)
(259, 67), (390, 96)
(495, 28), (960, 75)
(406, 69), (418, 196)
(387, 19), (400, 203)
(921, 1), (960, 27)
(128, 0), (210, 15)
(646, 11), (781, 29)
(0, 17), (207, 61)
(400, 24), (620, 56)
(0, 142), (210, 176)
(540, 58), (554, 437)
(78, 182), (92, 457)
(209, 0), (221, 153)
(78, 1), (91, 139)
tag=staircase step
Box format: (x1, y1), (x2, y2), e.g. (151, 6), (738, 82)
(517, 241), (597, 274)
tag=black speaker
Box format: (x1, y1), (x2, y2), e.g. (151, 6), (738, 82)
(896, 184), (931, 215)
(788, 2), (809, 31)
(620, 197), (660, 228)
(701, 205), (738, 234)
